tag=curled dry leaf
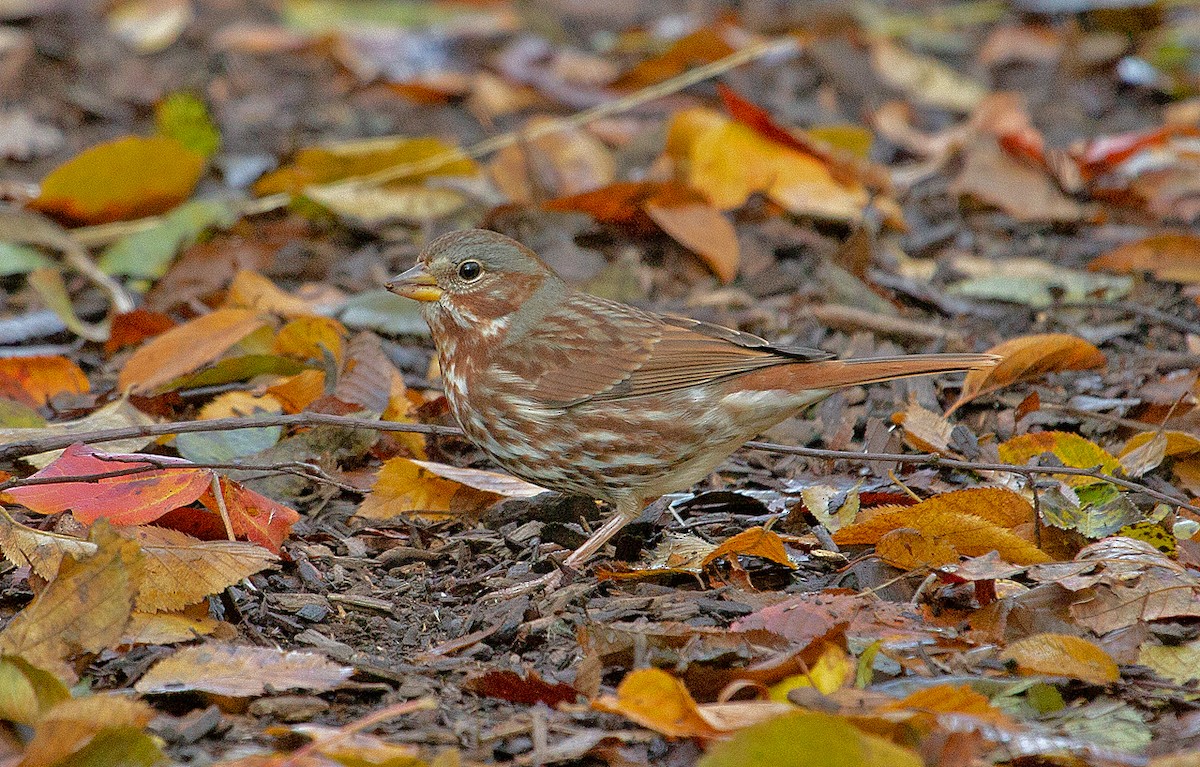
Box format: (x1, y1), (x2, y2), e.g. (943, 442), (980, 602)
(117, 308), (267, 393)
(699, 526), (796, 569)
(1000, 633), (1120, 685)
(947, 333), (1106, 414)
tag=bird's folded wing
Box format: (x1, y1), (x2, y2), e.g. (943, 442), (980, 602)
(504, 296), (830, 406)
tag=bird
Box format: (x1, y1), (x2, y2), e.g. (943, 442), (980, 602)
(388, 229), (996, 593)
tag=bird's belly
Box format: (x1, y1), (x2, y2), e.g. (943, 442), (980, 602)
(447, 385), (776, 503)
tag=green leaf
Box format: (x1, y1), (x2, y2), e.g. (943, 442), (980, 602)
(340, 289), (429, 337)
(0, 655), (70, 725)
(175, 424), (283, 463)
(66, 727), (163, 767)
(0, 242), (53, 276)
(99, 199), (237, 279)
(155, 93), (221, 158)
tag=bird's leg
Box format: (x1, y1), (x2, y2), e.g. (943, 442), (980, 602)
(487, 498), (643, 599)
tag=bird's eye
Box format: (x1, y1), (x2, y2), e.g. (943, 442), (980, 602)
(457, 260), (483, 282)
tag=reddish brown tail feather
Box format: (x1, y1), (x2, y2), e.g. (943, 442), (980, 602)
(739, 353), (999, 393)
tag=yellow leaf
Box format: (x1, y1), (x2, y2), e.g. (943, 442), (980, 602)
(118, 308), (268, 393)
(592, 668), (721, 738)
(1001, 633), (1119, 684)
(305, 182), (465, 225)
(769, 643), (854, 699)
(1138, 640), (1200, 685)
(876, 527), (959, 570)
(948, 333), (1105, 413)
(356, 457), (543, 521)
(253, 136), (475, 196)
(999, 431), (1120, 486)
(273, 315), (348, 364)
(666, 107), (872, 222)
(31, 135), (203, 225)
(198, 390), (283, 420)
(697, 710), (923, 767)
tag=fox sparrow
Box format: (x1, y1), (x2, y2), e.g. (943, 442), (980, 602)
(389, 229), (996, 592)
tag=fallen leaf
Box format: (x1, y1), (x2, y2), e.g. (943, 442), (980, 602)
(117, 308), (268, 393)
(154, 90), (220, 157)
(107, 0), (192, 54)
(644, 196), (739, 283)
(490, 115), (614, 204)
(304, 182), (465, 225)
(7, 443), (211, 525)
(0, 524), (142, 680)
(253, 136), (475, 196)
(876, 527), (959, 570)
(0, 654), (70, 726)
(1088, 232), (1200, 284)
(464, 669), (579, 707)
(870, 39), (987, 113)
(19, 693), (160, 767)
(135, 643), (352, 697)
(998, 431), (1120, 485)
(1138, 639), (1200, 685)
(610, 27), (735, 91)
(1001, 633), (1119, 684)
(356, 457), (544, 521)
(947, 333), (1105, 414)
(951, 138), (1089, 223)
(31, 135), (204, 225)
(700, 526), (796, 569)
(592, 668), (721, 738)
(98, 199), (235, 279)
(0, 355), (88, 407)
(225, 270), (317, 318)
(199, 477), (300, 553)
(0, 398), (156, 468)
(698, 710), (923, 767)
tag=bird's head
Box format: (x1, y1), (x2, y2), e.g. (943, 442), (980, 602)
(387, 229), (565, 333)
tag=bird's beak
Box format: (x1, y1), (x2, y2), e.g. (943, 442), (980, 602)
(387, 264), (442, 302)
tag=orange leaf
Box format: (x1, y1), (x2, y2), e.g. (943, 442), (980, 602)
(200, 477), (299, 554)
(834, 488), (1048, 565)
(31, 136), (204, 225)
(0, 356), (88, 407)
(876, 528), (958, 570)
(356, 457), (543, 521)
(610, 28), (735, 91)
(700, 526), (796, 569)
(1088, 233), (1200, 284)
(7, 443), (211, 525)
(644, 199), (739, 282)
(1001, 633), (1119, 684)
(1122, 430), (1200, 459)
(266, 369), (327, 414)
(105, 308), (177, 354)
(882, 683), (1014, 728)
(117, 308), (267, 394)
(592, 668), (721, 738)
(947, 333), (1105, 413)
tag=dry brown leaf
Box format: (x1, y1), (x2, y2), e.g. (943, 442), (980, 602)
(1089, 233), (1200, 284)
(644, 199), (739, 283)
(135, 642), (352, 697)
(117, 308), (267, 393)
(122, 610), (220, 645)
(122, 525), (278, 612)
(1000, 633), (1119, 684)
(0, 524), (142, 680)
(951, 138), (1088, 224)
(0, 515), (97, 580)
(891, 401), (959, 456)
(947, 333), (1106, 414)
(0, 398), (156, 469)
(489, 116), (614, 204)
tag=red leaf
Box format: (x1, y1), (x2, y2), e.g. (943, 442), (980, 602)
(464, 670), (579, 707)
(201, 478), (298, 553)
(7, 443), (210, 525)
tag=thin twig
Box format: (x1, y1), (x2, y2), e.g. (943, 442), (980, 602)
(0, 413), (459, 462)
(1056, 300), (1200, 337)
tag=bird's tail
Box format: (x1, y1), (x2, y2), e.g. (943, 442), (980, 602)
(739, 353), (999, 393)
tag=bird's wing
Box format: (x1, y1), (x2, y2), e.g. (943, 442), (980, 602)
(500, 295), (831, 406)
